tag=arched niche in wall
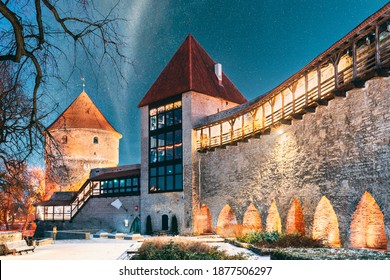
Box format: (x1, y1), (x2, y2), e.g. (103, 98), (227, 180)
(286, 197), (305, 236)
(193, 204), (213, 235)
(349, 191), (387, 251)
(242, 202), (262, 235)
(130, 217), (141, 234)
(266, 200), (282, 234)
(215, 204), (238, 237)
(312, 196), (341, 247)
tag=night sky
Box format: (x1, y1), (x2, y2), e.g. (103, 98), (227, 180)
(44, 0), (389, 166)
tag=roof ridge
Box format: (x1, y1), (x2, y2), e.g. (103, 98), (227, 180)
(138, 34), (247, 107)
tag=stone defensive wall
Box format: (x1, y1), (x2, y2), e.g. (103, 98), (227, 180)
(193, 7), (390, 250)
(194, 77), (389, 250)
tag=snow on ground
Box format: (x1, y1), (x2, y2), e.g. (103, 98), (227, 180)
(0, 236), (269, 260)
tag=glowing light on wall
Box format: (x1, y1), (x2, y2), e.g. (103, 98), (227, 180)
(216, 204), (238, 237)
(286, 197), (305, 236)
(193, 204), (213, 235)
(242, 203), (262, 235)
(312, 196), (341, 247)
(266, 200), (282, 233)
(349, 191), (387, 251)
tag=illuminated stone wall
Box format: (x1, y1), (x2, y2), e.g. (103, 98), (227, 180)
(45, 128), (120, 194)
(197, 77), (390, 247)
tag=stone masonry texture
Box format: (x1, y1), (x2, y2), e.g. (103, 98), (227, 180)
(197, 77), (390, 247)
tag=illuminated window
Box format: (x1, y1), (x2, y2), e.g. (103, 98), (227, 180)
(149, 97), (182, 193)
(97, 176), (140, 196)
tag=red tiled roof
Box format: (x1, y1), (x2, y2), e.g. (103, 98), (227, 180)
(46, 91), (121, 137)
(138, 35), (247, 107)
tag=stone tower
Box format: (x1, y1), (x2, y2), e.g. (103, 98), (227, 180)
(138, 35), (247, 234)
(44, 90), (122, 196)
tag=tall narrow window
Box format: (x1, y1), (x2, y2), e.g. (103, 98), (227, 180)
(149, 97), (183, 193)
(61, 135), (67, 144)
(93, 136), (99, 144)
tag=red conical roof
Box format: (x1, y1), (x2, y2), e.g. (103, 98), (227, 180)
(138, 35), (247, 107)
(46, 91), (121, 137)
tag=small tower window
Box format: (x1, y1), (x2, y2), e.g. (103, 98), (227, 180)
(93, 136), (99, 144)
(61, 135), (67, 144)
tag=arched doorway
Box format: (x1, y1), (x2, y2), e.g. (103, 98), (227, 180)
(162, 214), (169, 231)
(349, 191), (387, 250)
(130, 217), (141, 234)
(312, 196), (340, 247)
(216, 204), (238, 237)
(194, 204), (213, 235)
(266, 200), (282, 233)
(242, 203), (262, 235)
(286, 197), (305, 236)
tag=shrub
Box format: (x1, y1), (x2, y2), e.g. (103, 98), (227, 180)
(132, 238), (247, 260)
(237, 231), (280, 245)
(237, 231), (324, 248)
(272, 234), (325, 248)
(171, 215), (178, 235)
(146, 215), (153, 235)
(270, 248), (390, 260)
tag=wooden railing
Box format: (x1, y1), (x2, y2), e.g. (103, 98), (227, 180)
(70, 180), (96, 219)
(196, 10), (390, 151)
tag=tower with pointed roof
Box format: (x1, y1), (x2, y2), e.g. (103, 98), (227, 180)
(44, 90), (122, 195)
(138, 35), (247, 234)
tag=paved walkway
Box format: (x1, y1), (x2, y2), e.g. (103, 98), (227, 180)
(0, 238), (141, 260)
(0, 236), (269, 260)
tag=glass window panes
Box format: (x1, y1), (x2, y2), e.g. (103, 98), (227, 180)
(158, 176), (165, 189)
(158, 113), (165, 129)
(175, 164), (182, 174)
(150, 149), (157, 163)
(166, 175), (173, 190)
(158, 134), (165, 147)
(126, 179), (132, 186)
(166, 111), (174, 126)
(150, 135), (157, 148)
(166, 146), (173, 161)
(175, 174), (183, 190)
(158, 166), (165, 176)
(158, 147), (165, 162)
(133, 178), (139, 186)
(148, 98), (182, 193)
(166, 132), (173, 145)
(150, 115), (157, 131)
(174, 101), (182, 109)
(174, 130), (182, 143)
(174, 108), (182, 124)
(167, 165), (174, 175)
(175, 144), (182, 159)
(166, 103), (174, 111)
